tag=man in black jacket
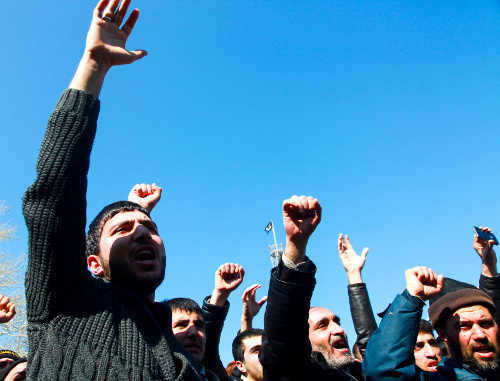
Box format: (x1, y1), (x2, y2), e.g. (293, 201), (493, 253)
(259, 195), (364, 381)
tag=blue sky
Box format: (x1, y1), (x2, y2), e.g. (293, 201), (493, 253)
(1, 0), (499, 365)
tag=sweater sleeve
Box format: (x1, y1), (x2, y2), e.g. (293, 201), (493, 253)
(23, 89), (100, 322)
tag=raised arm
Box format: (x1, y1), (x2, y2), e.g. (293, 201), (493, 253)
(338, 234), (377, 358)
(128, 183), (162, 214)
(70, 0), (147, 97)
(282, 195), (322, 264)
(202, 263), (244, 381)
(260, 195), (322, 381)
(23, 0), (146, 321)
(241, 284), (267, 332)
(475, 226), (500, 323)
(363, 267), (443, 380)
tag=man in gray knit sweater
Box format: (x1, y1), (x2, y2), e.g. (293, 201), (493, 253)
(23, 0), (202, 379)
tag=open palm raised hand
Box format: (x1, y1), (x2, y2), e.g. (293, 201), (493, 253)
(85, 0), (147, 70)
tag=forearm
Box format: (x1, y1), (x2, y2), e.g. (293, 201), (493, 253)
(480, 273), (500, 323)
(69, 53), (110, 98)
(260, 259), (316, 380)
(241, 315), (252, 332)
(201, 297), (229, 381)
(347, 283), (377, 357)
(482, 261), (498, 278)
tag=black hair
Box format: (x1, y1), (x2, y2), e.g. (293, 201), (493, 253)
(232, 328), (263, 363)
(418, 319), (434, 335)
(163, 298), (202, 316)
(85, 201), (151, 258)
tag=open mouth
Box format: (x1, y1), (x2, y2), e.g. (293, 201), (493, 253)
(133, 246), (157, 266)
(473, 346), (495, 359)
(184, 343), (201, 352)
(332, 338), (348, 350)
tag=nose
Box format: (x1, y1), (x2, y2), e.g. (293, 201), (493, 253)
(471, 324), (488, 341)
(133, 223), (152, 241)
(424, 343), (438, 358)
(185, 323), (200, 339)
(329, 322), (345, 337)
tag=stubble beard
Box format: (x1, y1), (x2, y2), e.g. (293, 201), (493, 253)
(448, 336), (500, 378)
(311, 343), (355, 370)
(102, 254), (166, 297)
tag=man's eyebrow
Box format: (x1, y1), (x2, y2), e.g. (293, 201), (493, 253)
(249, 344), (261, 353)
(314, 318), (329, 328)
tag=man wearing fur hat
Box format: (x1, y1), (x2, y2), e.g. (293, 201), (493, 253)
(362, 227), (500, 380)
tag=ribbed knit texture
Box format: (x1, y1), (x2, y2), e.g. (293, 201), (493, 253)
(23, 89), (202, 380)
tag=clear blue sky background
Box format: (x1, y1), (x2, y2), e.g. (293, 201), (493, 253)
(1, 0), (499, 366)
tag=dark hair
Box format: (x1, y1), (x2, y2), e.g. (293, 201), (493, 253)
(163, 298), (202, 316)
(418, 319), (434, 335)
(436, 336), (449, 357)
(86, 201), (151, 258)
(232, 328), (263, 363)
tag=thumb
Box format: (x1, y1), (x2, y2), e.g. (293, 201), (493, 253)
(361, 247), (369, 261)
(258, 296), (268, 306)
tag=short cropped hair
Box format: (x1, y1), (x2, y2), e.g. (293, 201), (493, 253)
(418, 319), (434, 335)
(232, 328), (263, 363)
(163, 298), (203, 316)
(86, 201), (150, 258)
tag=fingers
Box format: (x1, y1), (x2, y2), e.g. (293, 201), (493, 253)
(112, 0), (132, 26)
(218, 263), (245, 279)
(0, 295), (10, 311)
(95, 0), (111, 18)
(283, 195), (321, 219)
(338, 234), (345, 254)
(121, 8), (140, 37)
(131, 183), (160, 197)
(408, 266), (439, 284)
(242, 284), (261, 301)
(6, 302), (15, 319)
(345, 234), (354, 250)
(102, 0), (121, 20)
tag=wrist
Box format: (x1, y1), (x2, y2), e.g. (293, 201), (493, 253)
(346, 270), (363, 284)
(482, 263), (498, 277)
(284, 237), (307, 264)
(210, 289), (230, 306)
(69, 53), (110, 98)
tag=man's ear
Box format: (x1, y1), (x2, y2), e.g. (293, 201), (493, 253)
(87, 255), (104, 277)
(235, 361), (247, 374)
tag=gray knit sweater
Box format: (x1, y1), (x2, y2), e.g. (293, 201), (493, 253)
(23, 89), (203, 380)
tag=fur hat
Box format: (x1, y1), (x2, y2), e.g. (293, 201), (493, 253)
(428, 288), (495, 329)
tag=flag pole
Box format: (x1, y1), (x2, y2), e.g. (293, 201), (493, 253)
(271, 219), (278, 249)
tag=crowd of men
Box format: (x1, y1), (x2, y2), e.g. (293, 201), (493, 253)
(2, 0), (497, 380)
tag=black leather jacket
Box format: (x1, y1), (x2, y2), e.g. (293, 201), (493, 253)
(347, 283), (378, 358)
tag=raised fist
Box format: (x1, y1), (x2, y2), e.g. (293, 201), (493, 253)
(405, 266), (443, 301)
(128, 183), (162, 213)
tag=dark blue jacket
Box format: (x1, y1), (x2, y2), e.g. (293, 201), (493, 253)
(362, 289), (489, 381)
